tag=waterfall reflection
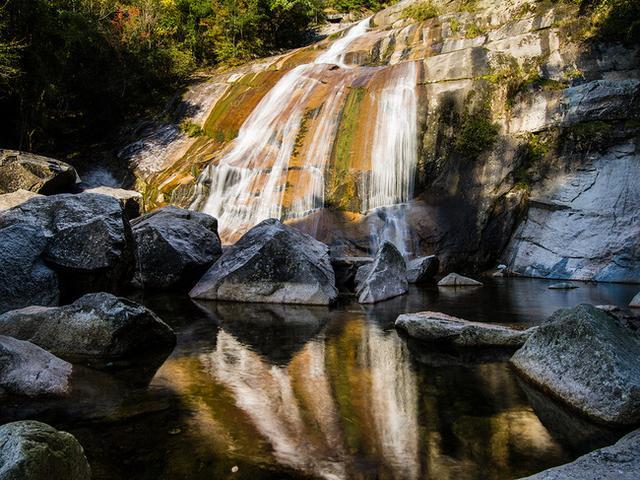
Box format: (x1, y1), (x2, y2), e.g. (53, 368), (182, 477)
(159, 301), (571, 479)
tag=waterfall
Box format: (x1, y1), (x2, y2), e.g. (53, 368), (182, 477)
(192, 18), (371, 241)
(364, 61), (418, 257)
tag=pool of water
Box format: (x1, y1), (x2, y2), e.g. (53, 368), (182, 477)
(2, 278), (637, 479)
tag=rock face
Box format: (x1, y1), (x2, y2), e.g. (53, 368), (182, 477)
(132, 206), (222, 289)
(630, 292), (640, 308)
(395, 311), (534, 347)
(0, 150), (80, 195)
(84, 186), (143, 219)
(355, 242), (407, 304)
(0, 224), (60, 314)
(406, 255), (439, 283)
(511, 304), (640, 425)
(0, 193), (134, 310)
(518, 429), (640, 480)
(0, 190), (41, 211)
(0, 421), (91, 480)
(437, 273), (483, 287)
(0, 293), (176, 361)
(190, 219), (338, 305)
(0, 336), (72, 397)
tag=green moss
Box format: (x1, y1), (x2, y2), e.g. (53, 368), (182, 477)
(465, 23), (487, 38)
(458, 0), (479, 13)
(560, 0), (640, 45)
(454, 112), (499, 160)
(450, 18), (460, 34)
(179, 120), (204, 138)
(401, 1), (439, 21)
(564, 120), (614, 151)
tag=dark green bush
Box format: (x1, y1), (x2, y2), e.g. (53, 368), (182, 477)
(455, 113), (500, 159)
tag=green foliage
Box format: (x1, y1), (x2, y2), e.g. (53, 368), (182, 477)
(454, 112), (499, 159)
(401, 1), (439, 21)
(449, 18), (460, 34)
(325, 0), (394, 14)
(465, 22), (486, 38)
(179, 120), (204, 137)
(564, 120), (613, 151)
(558, 0), (640, 44)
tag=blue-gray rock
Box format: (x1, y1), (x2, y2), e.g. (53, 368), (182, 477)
(548, 282), (578, 289)
(511, 304), (640, 425)
(190, 219), (338, 305)
(406, 255), (439, 283)
(518, 428), (640, 480)
(630, 292), (640, 308)
(437, 272), (483, 287)
(356, 242), (407, 304)
(0, 421), (91, 480)
(0, 293), (175, 363)
(0, 336), (71, 397)
(0, 150), (80, 195)
(132, 206), (222, 289)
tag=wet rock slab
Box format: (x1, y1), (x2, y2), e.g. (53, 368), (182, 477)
(511, 304), (640, 425)
(396, 311), (534, 347)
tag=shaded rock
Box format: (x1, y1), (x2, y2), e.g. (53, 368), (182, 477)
(396, 311), (534, 347)
(0, 224), (60, 314)
(0, 420), (91, 480)
(406, 255), (439, 283)
(0, 336), (71, 397)
(356, 242), (407, 304)
(0, 293), (175, 364)
(132, 206), (222, 289)
(518, 429), (640, 480)
(330, 256), (373, 291)
(511, 304), (640, 425)
(630, 292), (640, 308)
(0, 193), (135, 300)
(437, 273), (483, 287)
(548, 282), (578, 289)
(0, 190), (41, 211)
(0, 150), (80, 195)
(85, 186), (143, 219)
(190, 219), (337, 305)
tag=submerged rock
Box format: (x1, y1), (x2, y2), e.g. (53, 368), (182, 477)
(630, 292), (640, 308)
(0, 293), (175, 363)
(0, 150), (80, 195)
(437, 273), (483, 287)
(85, 186), (143, 219)
(0, 190), (41, 211)
(395, 311), (534, 347)
(518, 428), (640, 480)
(0, 421), (91, 480)
(356, 242), (407, 304)
(0, 193), (135, 302)
(406, 255), (439, 283)
(511, 304), (640, 425)
(0, 224), (59, 314)
(548, 282), (578, 290)
(190, 219), (338, 305)
(132, 206), (222, 289)
(0, 336), (71, 397)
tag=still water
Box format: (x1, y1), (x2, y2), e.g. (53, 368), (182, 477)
(3, 278), (637, 479)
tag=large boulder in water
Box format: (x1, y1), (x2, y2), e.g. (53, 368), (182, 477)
(0, 336), (72, 397)
(132, 206), (222, 289)
(518, 428), (640, 480)
(395, 311), (535, 347)
(0, 150), (80, 195)
(0, 421), (91, 480)
(406, 255), (439, 283)
(0, 193), (135, 303)
(190, 218), (338, 305)
(355, 242), (407, 304)
(437, 272), (483, 287)
(0, 224), (60, 314)
(0, 293), (175, 363)
(511, 304), (640, 425)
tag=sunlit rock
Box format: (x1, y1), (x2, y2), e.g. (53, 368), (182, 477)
(190, 219), (338, 305)
(396, 311), (534, 347)
(0, 293), (175, 367)
(355, 241), (408, 304)
(437, 273), (483, 287)
(0, 336), (71, 397)
(132, 206), (222, 290)
(0, 150), (80, 195)
(84, 186), (143, 219)
(511, 304), (640, 425)
(0, 421), (91, 480)
(518, 429), (640, 480)
(629, 293), (640, 308)
(0, 189), (41, 211)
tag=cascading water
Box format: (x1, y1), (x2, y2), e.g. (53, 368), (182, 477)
(364, 61), (418, 257)
(192, 18), (371, 241)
